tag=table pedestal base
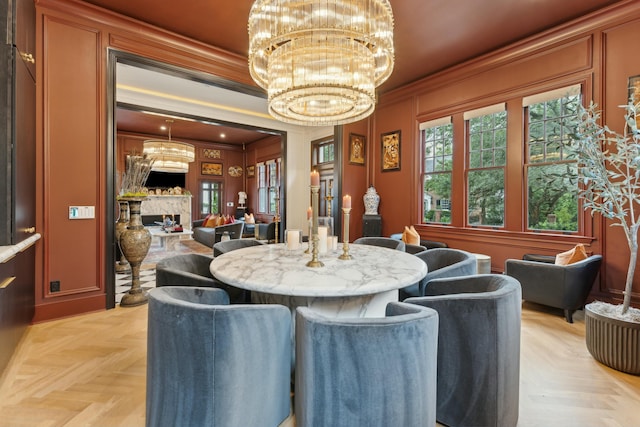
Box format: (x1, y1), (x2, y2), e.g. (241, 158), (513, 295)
(251, 289), (398, 319)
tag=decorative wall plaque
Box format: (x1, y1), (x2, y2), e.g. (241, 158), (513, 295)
(203, 148), (221, 159)
(228, 165), (243, 177)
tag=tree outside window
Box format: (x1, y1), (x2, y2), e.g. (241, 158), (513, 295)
(526, 90), (579, 232)
(467, 110), (507, 227)
(422, 121), (453, 224)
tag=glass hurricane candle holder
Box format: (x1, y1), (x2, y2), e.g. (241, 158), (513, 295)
(285, 229), (302, 251)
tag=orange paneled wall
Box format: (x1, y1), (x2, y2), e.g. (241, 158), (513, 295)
(369, 3), (640, 305)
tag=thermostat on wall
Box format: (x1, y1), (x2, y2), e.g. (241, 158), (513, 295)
(69, 206), (95, 219)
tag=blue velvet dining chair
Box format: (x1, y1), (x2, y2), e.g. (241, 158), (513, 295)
(353, 236), (406, 251)
(405, 274), (522, 427)
(146, 286), (292, 427)
(294, 302), (439, 427)
(400, 248), (477, 299)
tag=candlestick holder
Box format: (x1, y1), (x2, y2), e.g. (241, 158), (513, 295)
(326, 193), (334, 217)
(305, 218), (312, 254)
(339, 207), (353, 260)
(274, 190), (281, 244)
(307, 185), (324, 267)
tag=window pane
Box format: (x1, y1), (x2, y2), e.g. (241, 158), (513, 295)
(269, 187), (277, 213)
(200, 181), (220, 215)
(422, 122), (453, 224)
(468, 111), (507, 168)
(424, 173), (452, 224)
(259, 188), (266, 213)
(467, 169), (504, 226)
(526, 89), (581, 233)
(527, 163), (578, 231)
(467, 110), (506, 227)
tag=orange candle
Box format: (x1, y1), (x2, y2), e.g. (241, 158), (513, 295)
(343, 194), (352, 209)
(307, 206), (313, 219)
(310, 170), (320, 186)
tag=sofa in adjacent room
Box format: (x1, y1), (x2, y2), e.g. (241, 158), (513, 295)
(191, 219), (244, 247)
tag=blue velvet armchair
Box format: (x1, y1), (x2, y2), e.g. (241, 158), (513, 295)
(406, 274), (522, 427)
(146, 286), (292, 427)
(294, 302), (439, 427)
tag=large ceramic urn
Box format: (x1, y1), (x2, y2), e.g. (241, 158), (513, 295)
(118, 197), (151, 306)
(115, 200), (130, 273)
(363, 186), (380, 215)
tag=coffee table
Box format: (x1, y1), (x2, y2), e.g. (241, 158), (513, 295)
(149, 228), (194, 251)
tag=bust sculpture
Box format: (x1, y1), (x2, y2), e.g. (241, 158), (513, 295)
(238, 191), (247, 206)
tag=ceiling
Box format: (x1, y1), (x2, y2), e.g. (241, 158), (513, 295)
(116, 108), (273, 146)
(84, 0), (625, 143)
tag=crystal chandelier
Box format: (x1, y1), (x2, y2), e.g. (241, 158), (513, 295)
(248, 0), (394, 126)
(143, 120), (195, 173)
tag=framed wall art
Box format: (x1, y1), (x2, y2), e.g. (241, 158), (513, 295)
(201, 162), (223, 176)
(203, 148), (221, 159)
(381, 130), (401, 172)
(246, 165), (255, 177)
(349, 133), (366, 165)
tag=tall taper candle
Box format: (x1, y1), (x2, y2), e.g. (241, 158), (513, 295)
(310, 170), (320, 186)
(343, 194), (351, 209)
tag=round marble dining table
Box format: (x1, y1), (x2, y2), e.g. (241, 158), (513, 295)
(209, 243), (427, 318)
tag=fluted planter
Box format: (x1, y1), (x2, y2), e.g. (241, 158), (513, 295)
(118, 198), (151, 307)
(115, 200), (130, 273)
(585, 304), (640, 375)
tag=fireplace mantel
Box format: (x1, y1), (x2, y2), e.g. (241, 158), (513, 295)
(140, 195), (192, 231)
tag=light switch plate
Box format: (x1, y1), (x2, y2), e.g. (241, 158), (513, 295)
(69, 206), (95, 219)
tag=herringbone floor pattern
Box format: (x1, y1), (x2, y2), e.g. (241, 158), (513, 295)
(0, 299), (638, 426)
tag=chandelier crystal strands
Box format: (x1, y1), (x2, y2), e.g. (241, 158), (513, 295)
(142, 120), (195, 173)
(248, 0), (394, 126)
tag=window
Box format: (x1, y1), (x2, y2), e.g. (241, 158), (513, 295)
(525, 85), (580, 232)
(315, 139), (335, 164)
(257, 163), (267, 213)
(200, 181), (221, 216)
(466, 105), (507, 227)
(257, 159), (281, 214)
(421, 117), (453, 224)
(268, 159), (281, 214)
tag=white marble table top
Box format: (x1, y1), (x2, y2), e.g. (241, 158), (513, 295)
(209, 243), (427, 298)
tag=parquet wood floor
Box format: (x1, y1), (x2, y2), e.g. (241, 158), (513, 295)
(0, 301), (638, 426)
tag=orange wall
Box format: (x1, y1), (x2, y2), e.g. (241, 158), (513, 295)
(368, 2), (640, 306)
(33, 0), (640, 321)
(341, 121), (370, 241)
(34, 0), (257, 321)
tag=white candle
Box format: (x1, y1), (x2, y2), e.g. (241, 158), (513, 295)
(318, 226), (328, 254)
(287, 230), (300, 250)
(330, 235), (338, 250)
